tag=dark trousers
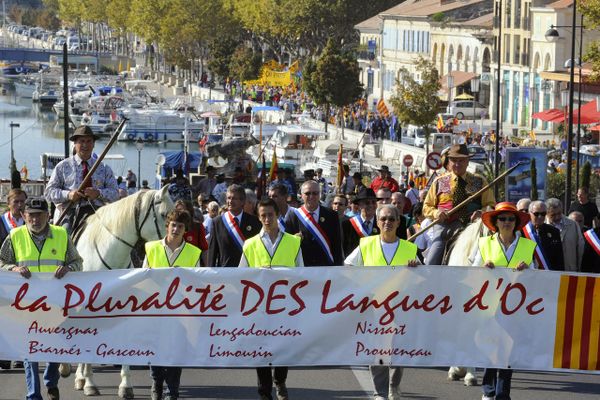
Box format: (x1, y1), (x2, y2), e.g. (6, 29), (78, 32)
(256, 366), (287, 399)
(151, 366), (182, 398)
(482, 368), (512, 400)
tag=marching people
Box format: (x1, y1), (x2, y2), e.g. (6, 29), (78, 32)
(344, 204), (418, 400)
(582, 223), (600, 273)
(45, 125), (119, 233)
(143, 209), (201, 400)
(0, 197), (82, 400)
(208, 184), (261, 267)
(522, 200), (564, 270)
(330, 194), (349, 220)
(423, 144), (495, 265)
(174, 200), (208, 267)
(568, 187), (599, 229)
(194, 165), (217, 199)
(284, 180), (343, 266)
(390, 191), (408, 240)
(239, 198), (303, 400)
(268, 183), (296, 231)
(568, 211), (586, 231)
(370, 165), (400, 193)
(341, 188), (379, 256)
(471, 202), (536, 400)
(545, 198), (584, 272)
(352, 172), (367, 195)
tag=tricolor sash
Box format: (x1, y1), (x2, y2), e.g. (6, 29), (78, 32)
(349, 215), (371, 238)
(522, 222), (550, 270)
(294, 206), (334, 264)
(1, 212), (21, 233)
(583, 229), (600, 256)
(222, 212), (246, 251)
(278, 216), (286, 233)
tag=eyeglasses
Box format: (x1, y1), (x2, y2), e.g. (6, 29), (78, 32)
(518, 209), (528, 213)
(378, 216), (397, 222)
(532, 212), (547, 218)
(497, 216), (516, 222)
(303, 191), (320, 196)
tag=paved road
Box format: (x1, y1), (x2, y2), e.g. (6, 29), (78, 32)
(0, 365), (598, 399)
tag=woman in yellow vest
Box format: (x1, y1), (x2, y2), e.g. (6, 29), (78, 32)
(143, 209), (200, 400)
(344, 204), (418, 400)
(238, 198), (302, 400)
(473, 202), (536, 400)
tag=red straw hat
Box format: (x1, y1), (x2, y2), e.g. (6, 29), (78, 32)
(481, 202), (530, 232)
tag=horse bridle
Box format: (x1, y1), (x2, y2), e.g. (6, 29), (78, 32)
(93, 193), (165, 269)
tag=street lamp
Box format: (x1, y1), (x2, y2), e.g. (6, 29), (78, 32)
(544, 3), (578, 213)
(470, 76), (481, 122)
(135, 137), (144, 190)
(9, 121), (20, 176)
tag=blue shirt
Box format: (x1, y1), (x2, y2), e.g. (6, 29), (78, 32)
(45, 153), (119, 208)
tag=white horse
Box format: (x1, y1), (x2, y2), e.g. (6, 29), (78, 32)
(62, 187), (174, 398)
(444, 219), (490, 387)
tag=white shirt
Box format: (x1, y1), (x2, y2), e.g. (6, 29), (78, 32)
(238, 229), (304, 268)
(470, 232), (536, 269)
(413, 218), (434, 251)
(142, 239), (201, 268)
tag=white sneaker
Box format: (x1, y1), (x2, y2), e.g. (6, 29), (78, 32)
(482, 396), (495, 400)
(374, 396), (386, 400)
(388, 386), (401, 400)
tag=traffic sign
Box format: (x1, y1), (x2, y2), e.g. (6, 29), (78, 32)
(426, 152), (443, 170)
(403, 154), (414, 167)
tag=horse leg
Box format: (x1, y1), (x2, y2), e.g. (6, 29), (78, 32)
(447, 366), (467, 381)
(59, 362), (72, 377)
(117, 365), (135, 399)
(83, 363), (101, 396)
(464, 367), (478, 386)
(75, 363), (85, 390)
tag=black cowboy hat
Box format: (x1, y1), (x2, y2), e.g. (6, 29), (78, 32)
(352, 188), (377, 204)
(70, 125), (100, 141)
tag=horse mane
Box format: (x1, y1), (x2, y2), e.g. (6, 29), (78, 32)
(446, 219), (490, 267)
(88, 190), (153, 233)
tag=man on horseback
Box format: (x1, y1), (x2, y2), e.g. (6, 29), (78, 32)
(423, 144), (495, 265)
(44, 125), (119, 234)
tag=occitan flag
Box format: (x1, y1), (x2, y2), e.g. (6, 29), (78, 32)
(268, 150), (278, 182)
(377, 99), (390, 118)
(530, 130), (536, 141)
(437, 114), (444, 131)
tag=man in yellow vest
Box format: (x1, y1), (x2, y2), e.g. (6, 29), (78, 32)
(239, 199), (303, 400)
(0, 197), (81, 400)
(143, 209), (201, 400)
(344, 204), (418, 400)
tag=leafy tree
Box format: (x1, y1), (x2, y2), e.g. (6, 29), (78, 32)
(303, 39), (363, 133)
(208, 36), (242, 88)
(389, 57), (441, 157)
(581, 160), (592, 189)
(530, 158), (538, 200)
(229, 46), (262, 109)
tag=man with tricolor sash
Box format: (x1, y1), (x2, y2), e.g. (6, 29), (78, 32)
(582, 226), (600, 273)
(239, 198), (302, 400)
(341, 188), (378, 256)
(284, 180), (343, 266)
(344, 204), (418, 400)
(0, 197), (81, 400)
(521, 200), (564, 271)
(208, 184), (261, 267)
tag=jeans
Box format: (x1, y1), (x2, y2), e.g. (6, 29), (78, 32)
(256, 367), (288, 399)
(482, 368), (512, 400)
(24, 361), (60, 400)
(150, 366), (182, 398)
(424, 220), (463, 265)
(370, 366), (403, 397)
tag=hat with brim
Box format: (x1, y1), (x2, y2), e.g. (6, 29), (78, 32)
(70, 125), (100, 141)
(442, 144), (472, 167)
(352, 188), (377, 204)
(481, 202), (530, 232)
(24, 197), (49, 214)
(378, 165), (391, 173)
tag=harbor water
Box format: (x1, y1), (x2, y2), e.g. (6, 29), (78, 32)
(0, 86), (190, 183)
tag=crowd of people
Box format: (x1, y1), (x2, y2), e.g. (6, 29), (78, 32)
(1, 122), (599, 400)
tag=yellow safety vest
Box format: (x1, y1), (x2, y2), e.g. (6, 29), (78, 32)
(359, 236), (418, 266)
(144, 240), (201, 268)
(11, 225), (68, 272)
(478, 234), (536, 268)
(242, 232), (301, 268)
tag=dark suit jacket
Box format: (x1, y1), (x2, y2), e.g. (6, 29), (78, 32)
(208, 212), (261, 267)
(342, 216), (379, 257)
(582, 227), (600, 273)
(521, 223), (565, 271)
(285, 206), (343, 266)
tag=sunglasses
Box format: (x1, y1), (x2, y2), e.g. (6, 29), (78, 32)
(303, 191), (320, 196)
(518, 209), (528, 213)
(378, 216), (397, 222)
(497, 216), (516, 222)
(532, 212), (547, 218)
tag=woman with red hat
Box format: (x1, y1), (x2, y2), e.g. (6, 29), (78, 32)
(472, 202), (537, 400)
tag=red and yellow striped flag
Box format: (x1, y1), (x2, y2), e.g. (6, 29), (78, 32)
(377, 99), (390, 118)
(336, 144), (344, 189)
(553, 275), (600, 370)
(268, 149), (278, 182)
(437, 114), (444, 131)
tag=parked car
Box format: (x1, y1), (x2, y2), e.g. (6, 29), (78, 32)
(447, 100), (488, 120)
(467, 145), (487, 163)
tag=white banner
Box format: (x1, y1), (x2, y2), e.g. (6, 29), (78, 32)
(0, 266), (597, 372)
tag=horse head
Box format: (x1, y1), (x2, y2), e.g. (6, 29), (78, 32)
(138, 186), (175, 243)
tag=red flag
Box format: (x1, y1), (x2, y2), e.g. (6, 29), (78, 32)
(268, 149), (278, 182)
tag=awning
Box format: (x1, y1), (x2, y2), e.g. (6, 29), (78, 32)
(454, 92), (474, 100)
(532, 108), (564, 122)
(570, 99), (600, 124)
(440, 71), (477, 91)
